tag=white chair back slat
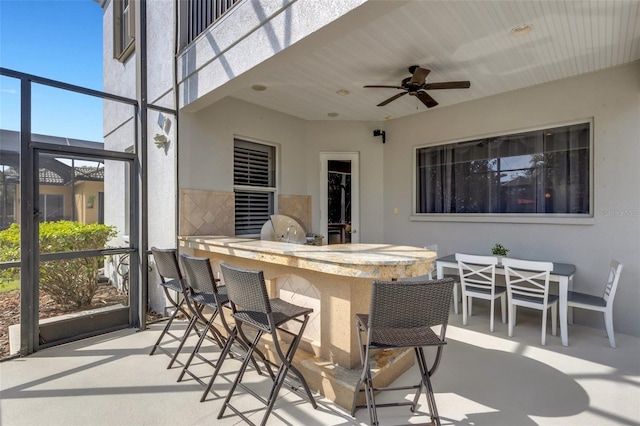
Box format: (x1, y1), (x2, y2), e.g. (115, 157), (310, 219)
(567, 259), (623, 348)
(603, 260), (623, 304)
(503, 267), (550, 300)
(502, 257), (556, 345)
(455, 253), (505, 332)
(457, 255), (497, 293)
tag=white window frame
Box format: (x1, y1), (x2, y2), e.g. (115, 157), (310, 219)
(411, 119), (594, 225)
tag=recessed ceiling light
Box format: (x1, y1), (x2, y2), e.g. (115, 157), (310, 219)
(509, 24), (533, 37)
(251, 84), (267, 91)
(327, 112), (339, 117)
(336, 89), (350, 96)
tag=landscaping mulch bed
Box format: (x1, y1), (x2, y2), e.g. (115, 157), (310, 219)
(0, 282), (142, 359)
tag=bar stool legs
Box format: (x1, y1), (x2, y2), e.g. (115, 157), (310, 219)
(217, 262), (318, 426)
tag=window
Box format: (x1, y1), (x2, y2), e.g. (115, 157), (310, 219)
(416, 122), (591, 216)
(114, 0), (135, 62)
(39, 194), (64, 222)
(234, 139), (276, 236)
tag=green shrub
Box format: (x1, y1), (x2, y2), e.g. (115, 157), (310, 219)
(0, 221), (117, 307)
(0, 223), (20, 283)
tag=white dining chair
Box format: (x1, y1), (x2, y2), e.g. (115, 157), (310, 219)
(455, 253), (505, 332)
(502, 258), (557, 345)
(568, 259), (624, 348)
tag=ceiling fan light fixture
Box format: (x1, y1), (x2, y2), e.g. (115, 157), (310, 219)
(251, 84), (267, 91)
(509, 24), (534, 37)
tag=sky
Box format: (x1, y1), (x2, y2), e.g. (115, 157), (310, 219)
(0, 0), (104, 142)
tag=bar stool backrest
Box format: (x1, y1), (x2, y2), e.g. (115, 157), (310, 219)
(151, 247), (182, 283)
(179, 254), (217, 294)
(369, 279), (453, 329)
(219, 263), (272, 315)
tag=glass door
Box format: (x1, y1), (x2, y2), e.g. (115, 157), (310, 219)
(320, 152), (360, 244)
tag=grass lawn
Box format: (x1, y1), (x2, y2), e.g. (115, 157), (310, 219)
(0, 279), (19, 293)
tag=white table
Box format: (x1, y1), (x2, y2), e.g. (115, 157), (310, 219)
(436, 254), (576, 346)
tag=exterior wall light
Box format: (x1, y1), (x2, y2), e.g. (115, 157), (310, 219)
(153, 133), (169, 148)
(373, 129), (386, 144)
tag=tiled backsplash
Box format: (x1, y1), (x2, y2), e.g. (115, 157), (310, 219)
(180, 189), (311, 236)
(179, 189), (235, 236)
(277, 194), (311, 234)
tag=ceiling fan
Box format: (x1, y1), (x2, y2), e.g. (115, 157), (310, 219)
(364, 65), (471, 108)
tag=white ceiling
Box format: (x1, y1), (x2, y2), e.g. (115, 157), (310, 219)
(228, 0), (640, 122)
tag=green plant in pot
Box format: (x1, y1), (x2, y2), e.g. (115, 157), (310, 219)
(491, 243), (509, 257)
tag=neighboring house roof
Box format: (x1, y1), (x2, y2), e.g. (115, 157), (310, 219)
(0, 128), (104, 167)
(1, 129), (105, 185)
(75, 166), (104, 181)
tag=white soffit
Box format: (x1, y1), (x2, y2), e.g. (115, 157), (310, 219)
(218, 0), (639, 121)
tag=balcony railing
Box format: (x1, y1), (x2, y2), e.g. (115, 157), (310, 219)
(188, 0), (240, 43)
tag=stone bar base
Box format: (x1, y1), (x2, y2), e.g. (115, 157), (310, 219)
(258, 337), (414, 410)
(179, 236), (435, 409)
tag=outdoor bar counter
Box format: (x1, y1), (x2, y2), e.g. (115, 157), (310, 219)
(178, 235), (437, 409)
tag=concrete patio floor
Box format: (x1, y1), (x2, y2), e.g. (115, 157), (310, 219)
(2, 306), (639, 426)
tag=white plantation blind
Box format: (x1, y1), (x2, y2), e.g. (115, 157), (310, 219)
(234, 140), (276, 235)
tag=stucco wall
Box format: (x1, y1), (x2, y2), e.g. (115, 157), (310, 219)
(102, 0), (178, 316)
(103, 0), (639, 335)
(304, 120), (385, 243)
(178, 65), (639, 336)
(74, 181), (103, 224)
(177, 0), (367, 111)
(179, 97), (384, 242)
(382, 63), (640, 336)
(179, 97), (307, 195)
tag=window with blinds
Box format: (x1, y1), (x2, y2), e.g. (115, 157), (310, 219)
(234, 139), (276, 236)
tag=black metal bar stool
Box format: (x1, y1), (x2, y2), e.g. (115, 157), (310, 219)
(351, 278), (454, 426)
(217, 262), (318, 426)
(178, 254), (271, 400)
(149, 247), (192, 368)
(174, 254), (232, 387)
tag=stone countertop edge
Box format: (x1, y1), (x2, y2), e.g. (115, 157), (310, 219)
(178, 235), (436, 279)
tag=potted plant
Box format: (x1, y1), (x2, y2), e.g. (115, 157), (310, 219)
(491, 243), (509, 263)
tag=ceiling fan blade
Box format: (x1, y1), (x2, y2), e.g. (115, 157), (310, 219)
(416, 90), (438, 108)
(423, 81), (471, 90)
(409, 66), (430, 85)
(377, 91), (408, 106)
(364, 85), (405, 89)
